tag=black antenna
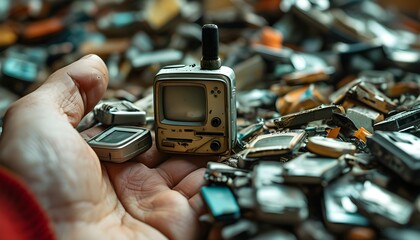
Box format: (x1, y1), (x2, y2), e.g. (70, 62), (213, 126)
(201, 24), (221, 70)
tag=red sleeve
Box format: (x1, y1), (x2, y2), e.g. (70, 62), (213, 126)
(0, 167), (55, 240)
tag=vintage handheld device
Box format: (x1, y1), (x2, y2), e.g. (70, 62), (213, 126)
(253, 161), (308, 224)
(283, 152), (347, 186)
(349, 181), (414, 227)
(366, 131), (420, 185)
(266, 105), (343, 129)
(323, 173), (370, 233)
(204, 162), (249, 184)
(255, 185), (308, 224)
(373, 108), (420, 132)
(94, 100), (146, 126)
(243, 130), (305, 158)
(201, 185), (241, 222)
(154, 24), (236, 155)
(347, 81), (397, 114)
(87, 126), (152, 163)
(252, 161), (284, 188)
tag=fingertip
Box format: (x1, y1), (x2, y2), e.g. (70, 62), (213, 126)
(67, 54), (109, 114)
(79, 54), (108, 77)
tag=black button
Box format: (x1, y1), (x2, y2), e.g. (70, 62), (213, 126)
(210, 140), (221, 151)
(211, 117), (222, 127)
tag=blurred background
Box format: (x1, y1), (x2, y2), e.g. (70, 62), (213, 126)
(0, 0), (419, 110)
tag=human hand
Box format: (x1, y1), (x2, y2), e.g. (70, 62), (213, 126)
(0, 55), (213, 240)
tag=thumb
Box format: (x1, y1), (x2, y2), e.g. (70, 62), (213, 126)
(35, 54), (109, 126)
(0, 54), (109, 209)
(0, 54), (108, 157)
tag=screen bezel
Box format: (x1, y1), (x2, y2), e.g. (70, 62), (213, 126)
(157, 81), (208, 126)
(88, 126), (146, 148)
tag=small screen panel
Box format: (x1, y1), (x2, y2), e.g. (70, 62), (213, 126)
(163, 85), (206, 122)
(100, 130), (136, 144)
(253, 136), (294, 148)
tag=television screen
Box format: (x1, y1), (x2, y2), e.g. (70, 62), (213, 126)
(163, 85), (206, 122)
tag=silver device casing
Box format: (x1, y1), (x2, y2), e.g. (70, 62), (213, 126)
(154, 64), (236, 155)
(94, 100), (146, 126)
(88, 126), (152, 163)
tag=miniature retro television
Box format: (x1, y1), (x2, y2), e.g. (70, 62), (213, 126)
(153, 64), (236, 155)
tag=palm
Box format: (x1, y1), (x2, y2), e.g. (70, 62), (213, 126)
(66, 126), (212, 240)
(101, 148), (211, 240)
